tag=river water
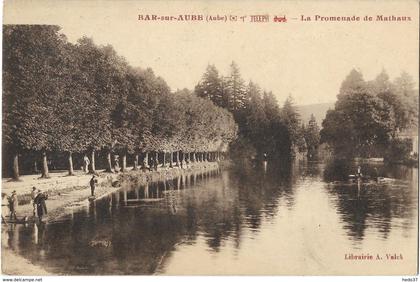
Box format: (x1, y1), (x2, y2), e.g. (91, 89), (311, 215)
(2, 160), (418, 275)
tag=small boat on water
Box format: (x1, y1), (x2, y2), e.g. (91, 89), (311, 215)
(348, 174), (371, 183)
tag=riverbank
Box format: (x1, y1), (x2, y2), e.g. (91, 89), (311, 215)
(2, 248), (52, 275)
(1, 161), (220, 275)
(2, 161), (219, 221)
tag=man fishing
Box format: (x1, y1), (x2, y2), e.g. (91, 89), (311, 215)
(34, 190), (48, 222)
(8, 191), (18, 221)
(90, 175), (98, 197)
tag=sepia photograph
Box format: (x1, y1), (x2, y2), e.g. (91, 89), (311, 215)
(1, 0), (419, 279)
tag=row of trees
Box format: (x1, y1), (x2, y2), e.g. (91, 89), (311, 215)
(3, 25), (237, 180)
(320, 69), (418, 158)
(194, 63), (320, 160)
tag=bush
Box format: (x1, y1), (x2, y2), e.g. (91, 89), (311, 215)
(384, 138), (412, 163)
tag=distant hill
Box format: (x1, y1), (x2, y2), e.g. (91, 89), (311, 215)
(296, 102), (335, 124)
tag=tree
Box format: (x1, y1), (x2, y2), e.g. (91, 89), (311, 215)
(194, 63), (294, 161)
(242, 82), (267, 154)
(225, 61), (246, 114)
(281, 95), (301, 154)
(321, 69), (400, 158)
(259, 91), (289, 159)
(51, 40), (92, 175)
(393, 72), (418, 131)
(73, 38), (118, 173)
(195, 64), (224, 107)
(3, 27), (240, 179)
(304, 114), (320, 157)
(3, 25), (69, 178)
(337, 68), (366, 101)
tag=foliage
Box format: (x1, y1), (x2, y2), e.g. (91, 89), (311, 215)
(320, 69), (418, 158)
(2, 25), (237, 176)
(194, 63), (298, 161)
(303, 114), (320, 157)
(383, 139), (413, 163)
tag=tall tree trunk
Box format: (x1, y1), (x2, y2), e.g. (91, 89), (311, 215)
(144, 183), (149, 199)
(41, 150), (50, 178)
(185, 152), (189, 163)
(162, 152), (166, 167)
(106, 151), (113, 172)
(121, 151), (127, 172)
(89, 150), (96, 173)
(68, 151), (74, 176)
(169, 152), (173, 168)
(12, 153), (20, 181)
(217, 151), (220, 161)
(192, 152), (196, 162)
(133, 153), (139, 170)
(33, 160), (38, 174)
(143, 152), (149, 168)
(155, 151), (159, 166)
(175, 151), (180, 166)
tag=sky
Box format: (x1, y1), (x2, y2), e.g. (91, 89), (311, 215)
(3, 0), (419, 106)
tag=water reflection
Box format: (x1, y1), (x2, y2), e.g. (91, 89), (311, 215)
(324, 159), (417, 244)
(1, 160), (417, 275)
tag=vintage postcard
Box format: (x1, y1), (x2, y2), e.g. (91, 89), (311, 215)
(1, 0), (419, 279)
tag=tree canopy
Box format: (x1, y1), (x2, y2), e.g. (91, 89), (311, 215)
(194, 63), (307, 161)
(3, 25), (237, 179)
(320, 69), (418, 158)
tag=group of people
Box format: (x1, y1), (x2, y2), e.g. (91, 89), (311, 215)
(2, 175), (96, 224)
(1, 187), (48, 223)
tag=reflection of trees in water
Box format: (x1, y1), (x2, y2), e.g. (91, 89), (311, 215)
(18, 169), (229, 274)
(297, 159), (321, 180)
(232, 161), (298, 230)
(323, 159), (353, 181)
(187, 160), (317, 253)
(6, 161), (336, 274)
(324, 159), (417, 243)
(175, 173), (242, 252)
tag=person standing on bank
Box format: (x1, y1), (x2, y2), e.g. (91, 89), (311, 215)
(34, 190), (48, 222)
(83, 155), (90, 173)
(90, 175), (98, 197)
(31, 187), (37, 216)
(8, 191), (18, 221)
